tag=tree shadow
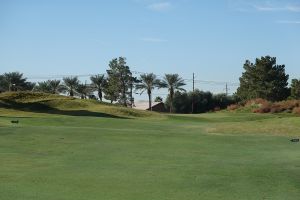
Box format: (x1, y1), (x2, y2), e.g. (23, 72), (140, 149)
(0, 99), (127, 119)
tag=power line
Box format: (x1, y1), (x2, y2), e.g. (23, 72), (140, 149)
(27, 73), (239, 86)
(27, 73), (105, 79)
(225, 83), (228, 96)
(25, 70), (239, 95)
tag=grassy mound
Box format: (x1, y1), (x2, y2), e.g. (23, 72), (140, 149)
(0, 92), (159, 118)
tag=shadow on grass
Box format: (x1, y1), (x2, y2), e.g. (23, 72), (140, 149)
(0, 99), (127, 119)
(0, 116), (34, 119)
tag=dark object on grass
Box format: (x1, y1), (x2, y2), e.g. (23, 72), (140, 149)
(11, 120), (19, 124)
(290, 139), (299, 142)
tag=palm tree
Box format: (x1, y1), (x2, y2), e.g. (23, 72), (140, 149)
(48, 80), (63, 94)
(136, 73), (160, 111)
(34, 81), (51, 93)
(34, 80), (62, 94)
(2, 72), (33, 91)
(90, 74), (106, 101)
(62, 76), (79, 97)
(159, 74), (186, 113)
(76, 83), (90, 99)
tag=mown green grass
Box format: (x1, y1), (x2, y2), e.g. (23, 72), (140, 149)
(0, 92), (300, 200)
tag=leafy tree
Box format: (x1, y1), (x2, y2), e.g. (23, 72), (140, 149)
(159, 74), (186, 112)
(291, 79), (300, 99)
(0, 75), (5, 92)
(0, 72), (34, 92)
(168, 90), (214, 113)
(104, 69), (120, 104)
(103, 82), (119, 103)
(62, 76), (79, 97)
(154, 96), (163, 102)
(90, 74), (106, 101)
(237, 56), (289, 101)
(135, 73), (160, 111)
(212, 93), (235, 110)
(171, 91), (190, 113)
(105, 57), (132, 106)
(193, 90), (214, 113)
(166, 90), (235, 113)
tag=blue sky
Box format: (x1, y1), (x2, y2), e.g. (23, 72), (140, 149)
(0, 0), (300, 98)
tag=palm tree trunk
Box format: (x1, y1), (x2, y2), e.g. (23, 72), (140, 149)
(170, 89), (174, 113)
(98, 89), (102, 101)
(148, 90), (152, 111)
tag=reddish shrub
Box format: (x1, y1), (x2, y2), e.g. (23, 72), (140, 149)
(239, 99), (300, 114)
(277, 100), (299, 110)
(293, 107), (300, 115)
(252, 102), (271, 113)
(246, 98), (269, 107)
(214, 107), (221, 112)
(269, 100), (300, 113)
(227, 104), (239, 111)
(270, 104), (284, 113)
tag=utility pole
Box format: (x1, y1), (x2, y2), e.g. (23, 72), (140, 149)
(193, 73), (195, 92)
(192, 73), (195, 113)
(130, 73), (133, 108)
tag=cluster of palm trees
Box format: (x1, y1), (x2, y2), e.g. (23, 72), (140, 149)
(34, 75), (106, 100)
(34, 73), (186, 112)
(1, 71), (186, 112)
(0, 72), (35, 92)
(137, 73), (186, 112)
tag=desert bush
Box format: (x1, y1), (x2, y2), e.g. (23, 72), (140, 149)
(292, 107), (300, 115)
(210, 98), (300, 114)
(227, 104), (239, 111)
(214, 107), (221, 112)
(250, 99), (300, 114)
(269, 104), (284, 113)
(253, 103), (271, 113)
(267, 100), (299, 113)
(245, 98), (269, 107)
(277, 100), (299, 110)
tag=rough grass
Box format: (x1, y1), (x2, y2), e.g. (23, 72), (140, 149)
(0, 92), (300, 200)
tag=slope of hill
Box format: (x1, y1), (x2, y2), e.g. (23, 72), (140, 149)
(0, 92), (160, 118)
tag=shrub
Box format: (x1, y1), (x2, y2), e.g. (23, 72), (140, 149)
(253, 103), (271, 113)
(214, 107), (221, 112)
(245, 98), (269, 107)
(268, 100), (299, 113)
(227, 104), (239, 111)
(293, 107), (300, 115)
